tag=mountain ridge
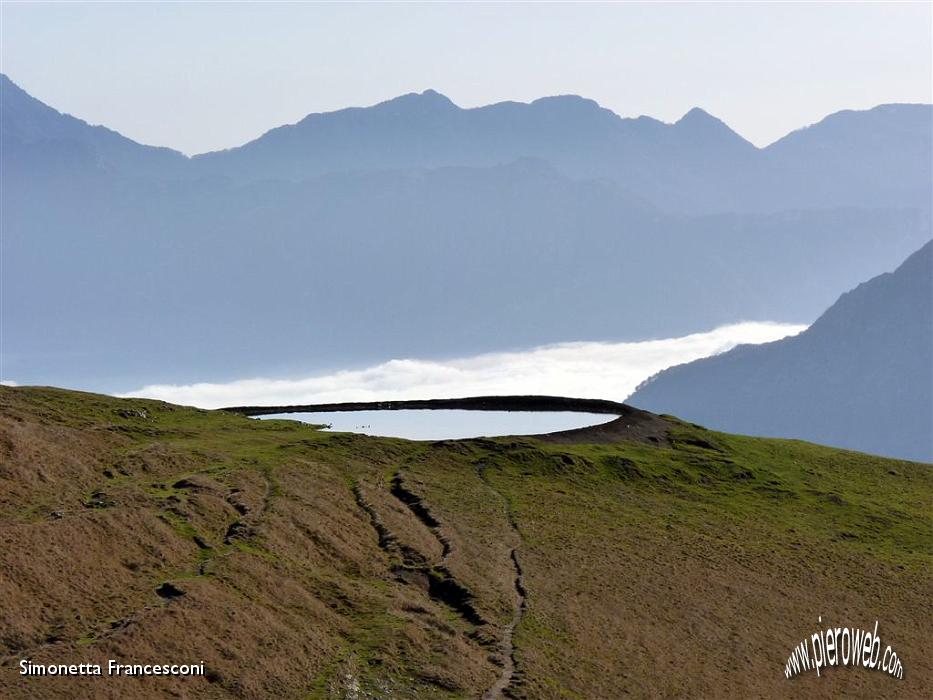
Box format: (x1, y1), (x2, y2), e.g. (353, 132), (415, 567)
(6, 72), (928, 155)
(4, 73), (929, 215)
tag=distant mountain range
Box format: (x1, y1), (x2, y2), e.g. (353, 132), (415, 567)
(2, 74), (931, 391)
(630, 241), (933, 462)
(5, 75), (930, 214)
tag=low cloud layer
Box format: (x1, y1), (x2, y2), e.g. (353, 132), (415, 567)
(121, 322), (805, 409)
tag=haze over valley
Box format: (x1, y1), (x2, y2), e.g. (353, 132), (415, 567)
(3, 75), (930, 425)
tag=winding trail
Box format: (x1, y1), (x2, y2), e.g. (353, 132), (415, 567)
(483, 548), (527, 700)
(476, 461), (528, 700)
(221, 395), (665, 697)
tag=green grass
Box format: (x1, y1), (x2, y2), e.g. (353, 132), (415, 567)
(491, 422), (930, 567)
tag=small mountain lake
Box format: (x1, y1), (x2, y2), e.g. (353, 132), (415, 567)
(259, 409), (616, 441)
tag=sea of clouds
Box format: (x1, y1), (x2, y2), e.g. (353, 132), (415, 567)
(119, 321), (805, 409)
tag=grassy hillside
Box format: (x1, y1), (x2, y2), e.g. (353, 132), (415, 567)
(0, 386), (929, 698)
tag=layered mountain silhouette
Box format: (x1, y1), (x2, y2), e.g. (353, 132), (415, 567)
(4, 75), (930, 213)
(191, 91), (931, 214)
(2, 74), (931, 394)
(630, 241), (933, 462)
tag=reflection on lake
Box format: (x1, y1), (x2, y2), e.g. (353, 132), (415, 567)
(259, 410), (615, 441)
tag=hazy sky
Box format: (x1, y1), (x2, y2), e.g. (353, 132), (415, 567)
(2, 2), (931, 155)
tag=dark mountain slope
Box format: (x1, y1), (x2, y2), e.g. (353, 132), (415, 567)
(630, 241), (933, 462)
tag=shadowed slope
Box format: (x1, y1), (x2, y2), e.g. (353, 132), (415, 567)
(630, 241), (933, 462)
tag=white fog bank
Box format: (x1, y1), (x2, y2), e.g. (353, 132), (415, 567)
(120, 322), (805, 409)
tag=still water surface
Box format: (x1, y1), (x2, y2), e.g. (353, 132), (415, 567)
(260, 409), (615, 440)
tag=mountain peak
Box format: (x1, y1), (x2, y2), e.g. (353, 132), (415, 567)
(673, 106), (754, 149)
(530, 94), (610, 114)
(675, 106), (723, 128)
(420, 88), (451, 101)
(375, 89), (458, 113)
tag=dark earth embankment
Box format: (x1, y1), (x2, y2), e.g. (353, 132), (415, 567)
(222, 395), (634, 417)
